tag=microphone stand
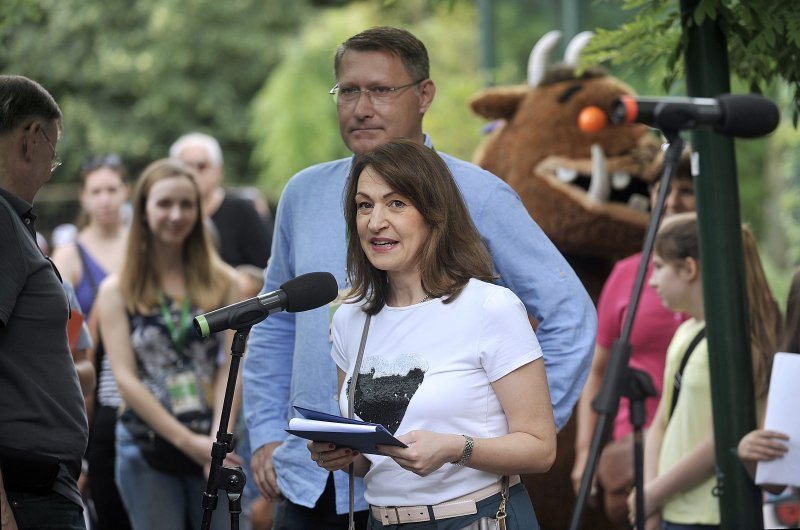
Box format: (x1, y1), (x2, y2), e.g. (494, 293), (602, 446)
(200, 326), (250, 530)
(569, 132), (685, 530)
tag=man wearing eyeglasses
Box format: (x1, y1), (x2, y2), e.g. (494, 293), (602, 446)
(243, 27), (596, 529)
(0, 75), (89, 529)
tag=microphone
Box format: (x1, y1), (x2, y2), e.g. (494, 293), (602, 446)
(610, 94), (780, 138)
(193, 271), (338, 337)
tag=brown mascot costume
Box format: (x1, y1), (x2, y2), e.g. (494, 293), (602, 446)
(470, 30), (662, 529)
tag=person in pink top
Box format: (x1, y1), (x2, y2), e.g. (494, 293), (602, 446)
(571, 148), (694, 523)
(594, 253), (687, 441)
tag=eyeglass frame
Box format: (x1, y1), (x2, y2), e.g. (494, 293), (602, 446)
(183, 159), (213, 173)
(329, 79), (426, 106)
(38, 126), (62, 172)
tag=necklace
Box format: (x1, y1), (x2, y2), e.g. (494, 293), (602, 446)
(419, 293), (430, 304)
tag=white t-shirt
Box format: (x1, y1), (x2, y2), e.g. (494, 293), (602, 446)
(331, 278), (543, 506)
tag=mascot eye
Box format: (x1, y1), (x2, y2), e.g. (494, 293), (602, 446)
(558, 83), (584, 104)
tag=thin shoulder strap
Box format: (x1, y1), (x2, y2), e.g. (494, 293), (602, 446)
(669, 326), (707, 418)
(348, 314), (371, 420)
(348, 314), (371, 530)
(76, 242), (100, 296)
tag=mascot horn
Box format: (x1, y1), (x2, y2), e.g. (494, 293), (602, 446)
(471, 30), (663, 299)
(470, 31), (664, 530)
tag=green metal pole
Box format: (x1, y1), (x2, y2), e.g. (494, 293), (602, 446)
(560, 0), (580, 59)
(679, 1), (763, 528)
(476, 0), (495, 87)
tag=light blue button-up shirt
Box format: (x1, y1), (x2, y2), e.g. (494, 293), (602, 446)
(243, 136), (596, 514)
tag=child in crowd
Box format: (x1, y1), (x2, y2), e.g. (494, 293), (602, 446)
(630, 212), (780, 530)
(737, 268), (800, 527)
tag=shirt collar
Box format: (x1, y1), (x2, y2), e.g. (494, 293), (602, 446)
(0, 187), (37, 237)
(348, 134), (435, 161)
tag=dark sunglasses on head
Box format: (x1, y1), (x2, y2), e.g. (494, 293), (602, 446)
(80, 153), (125, 175)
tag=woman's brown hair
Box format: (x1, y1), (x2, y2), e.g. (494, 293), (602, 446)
(780, 269), (800, 353)
(655, 212), (780, 397)
(344, 139), (494, 315)
(740, 226), (782, 397)
(119, 158), (231, 314)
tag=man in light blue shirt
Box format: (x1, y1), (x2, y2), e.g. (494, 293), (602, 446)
(243, 26), (596, 529)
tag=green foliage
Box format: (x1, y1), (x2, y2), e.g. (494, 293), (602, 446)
(249, 0), (485, 200)
(248, 10), (356, 199)
(0, 0), (307, 182)
(582, 0), (800, 123)
(474, 0), (647, 88)
(0, 0), (43, 29)
(774, 109), (800, 265)
(0, 0), (42, 29)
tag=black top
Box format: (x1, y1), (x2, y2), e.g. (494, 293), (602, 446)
(211, 193), (271, 268)
(0, 187), (88, 507)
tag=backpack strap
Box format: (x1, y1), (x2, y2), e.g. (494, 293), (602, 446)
(669, 326), (707, 419)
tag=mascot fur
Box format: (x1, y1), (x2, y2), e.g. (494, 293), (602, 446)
(470, 31), (662, 529)
(471, 30), (662, 300)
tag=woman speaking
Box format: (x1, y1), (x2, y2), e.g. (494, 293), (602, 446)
(309, 139), (556, 529)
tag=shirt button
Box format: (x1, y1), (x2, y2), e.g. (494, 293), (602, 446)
(333, 394), (338, 401)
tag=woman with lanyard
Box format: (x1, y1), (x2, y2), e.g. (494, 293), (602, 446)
(96, 158), (242, 530)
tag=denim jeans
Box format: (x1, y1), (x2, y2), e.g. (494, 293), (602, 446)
(5, 490), (86, 530)
(115, 422), (230, 530)
(365, 483), (539, 530)
(272, 473), (369, 530)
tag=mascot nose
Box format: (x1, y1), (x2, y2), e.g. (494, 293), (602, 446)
(578, 106), (608, 132)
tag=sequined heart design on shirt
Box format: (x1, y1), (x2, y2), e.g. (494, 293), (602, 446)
(349, 353), (428, 434)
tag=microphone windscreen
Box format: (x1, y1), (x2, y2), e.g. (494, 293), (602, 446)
(281, 272), (338, 313)
(717, 94), (780, 138)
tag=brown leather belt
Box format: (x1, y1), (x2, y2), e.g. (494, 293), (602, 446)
(370, 475), (521, 525)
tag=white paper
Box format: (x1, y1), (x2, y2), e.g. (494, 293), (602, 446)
(288, 417), (379, 434)
(755, 352), (800, 487)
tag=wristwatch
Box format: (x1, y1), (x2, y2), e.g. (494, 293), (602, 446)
(451, 435), (474, 466)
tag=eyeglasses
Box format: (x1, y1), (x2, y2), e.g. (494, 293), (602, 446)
(184, 160), (211, 172)
(39, 127), (62, 172)
(329, 80), (425, 106)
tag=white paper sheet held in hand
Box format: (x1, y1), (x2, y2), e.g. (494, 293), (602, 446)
(756, 352), (800, 487)
(288, 418), (381, 434)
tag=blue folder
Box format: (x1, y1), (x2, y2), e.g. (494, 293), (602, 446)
(286, 406), (407, 455)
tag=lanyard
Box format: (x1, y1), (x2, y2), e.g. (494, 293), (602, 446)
(157, 290), (191, 355)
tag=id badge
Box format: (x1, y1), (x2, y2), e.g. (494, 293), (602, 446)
(166, 369), (202, 415)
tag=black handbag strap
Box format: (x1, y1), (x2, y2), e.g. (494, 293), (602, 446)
(669, 326), (706, 418)
(348, 314), (371, 530)
(348, 314), (372, 421)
